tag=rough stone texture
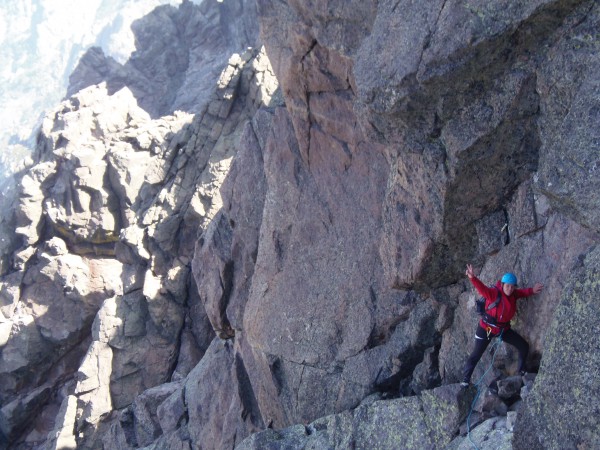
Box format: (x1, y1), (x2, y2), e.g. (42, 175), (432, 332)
(535, 1), (600, 233)
(67, 0), (259, 118)
(496, 375), (523, 400)
(0, 384), (52, 443)
(237, 384), (474, 450)
(0, 3), (277, 445)
(185, 338), (264, 450)
(473, 390), (509, 419)
(2, 0), (600, 449)
(439, 207), (597, 385)
(45, 393), (78, 450)
(447, 416), (513, 450)
(239, 0), (598, 446)
(131, 381), (183, 447)
(0, 186), (19, 276)
(354, 0), (553, 289)
(513, 245), (600, 449)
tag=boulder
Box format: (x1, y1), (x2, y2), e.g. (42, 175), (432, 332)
(237, 384), (474, 450)
(184, 338), (264, 450)
(0, 384), (52, 442)
(131, 381), (183, 447)
(45, 394), (78, 450)
(513, 246), (600, 449)
(448, 416), (512, 450)
(497, 376), (523, 400)
(473, 389), (508, 417)
(156, 386), (187, 436)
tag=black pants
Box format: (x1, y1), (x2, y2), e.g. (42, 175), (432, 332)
(462, 325), (529, 383)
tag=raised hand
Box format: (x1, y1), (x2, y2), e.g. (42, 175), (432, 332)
(465, 264), (475, 279)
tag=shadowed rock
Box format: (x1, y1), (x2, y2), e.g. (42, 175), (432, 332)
(1, 0), (599, 449)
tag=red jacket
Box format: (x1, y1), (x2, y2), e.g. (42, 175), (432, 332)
(470, 276), (535, 334)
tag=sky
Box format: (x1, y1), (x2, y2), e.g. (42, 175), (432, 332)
(0, 0), (202, 181)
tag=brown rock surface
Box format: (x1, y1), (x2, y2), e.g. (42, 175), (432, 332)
(1, 0), (599, 449)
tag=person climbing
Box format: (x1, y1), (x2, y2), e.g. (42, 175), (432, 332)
(460, 264), (543, 388)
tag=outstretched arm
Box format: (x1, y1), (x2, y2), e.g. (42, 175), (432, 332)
(465, 264), (495, 299)
(516, 282), (544, 298)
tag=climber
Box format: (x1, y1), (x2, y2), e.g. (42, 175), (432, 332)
(460, 264), (543, 388)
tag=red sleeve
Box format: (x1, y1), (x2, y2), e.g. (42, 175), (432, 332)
(469, 276), (497, 301)
(514, 287), (534, 299)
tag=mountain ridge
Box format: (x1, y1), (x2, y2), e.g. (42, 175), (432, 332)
(1, 0), (599, 448)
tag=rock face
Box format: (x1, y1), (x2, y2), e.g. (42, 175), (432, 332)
(0, 0), (278, 446)
(513, 246), (600, 449)
(240, 0), (598, 440)
(1, 0), (599, 449)
(238, 384), (475, 450)
(67, 0), (259, 118)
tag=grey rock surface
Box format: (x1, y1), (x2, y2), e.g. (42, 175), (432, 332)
(68, 0), (259, 119)
(513, 245), (600, 449)
(237, 384), (474, 450)
(248, 0), (598, 428)
(1, 0), (599, 449)
(0, 3), (277, 444)
(448, 416), (513, 450)
(535, 1), (600, 233)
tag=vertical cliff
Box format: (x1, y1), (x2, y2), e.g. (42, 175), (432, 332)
(231, 0), (599, 447)
(1, 0), (599, 449)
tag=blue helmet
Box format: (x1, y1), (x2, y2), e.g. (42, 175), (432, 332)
(501, 272), (518, 285)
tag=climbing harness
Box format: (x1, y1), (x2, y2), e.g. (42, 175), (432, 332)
(479, 288), (511, 331)
(485, 326), (492, 339)
(466, 329), (504, 450)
